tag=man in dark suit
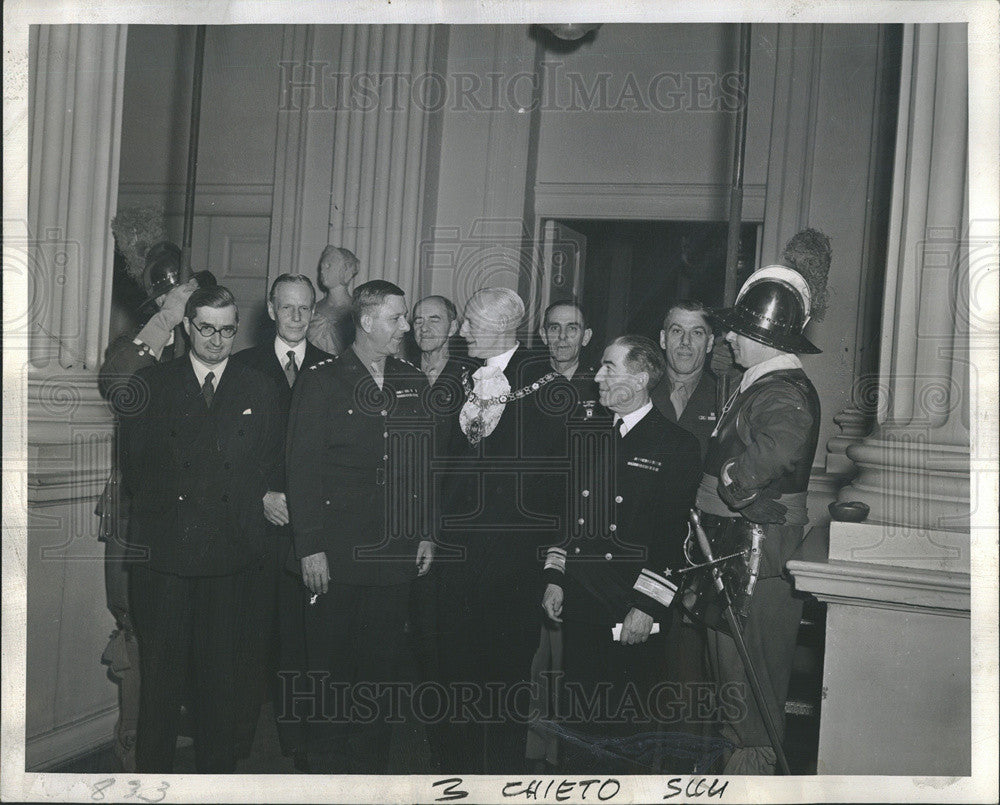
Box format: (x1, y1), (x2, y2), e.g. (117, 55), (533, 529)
(230, 273), (332, 768)
(436, 287), (574, 773)
(286, 280), (434, 773)
(121, 285), (282, 773)
(541, 335), (701, 772)
(650, 300), (719, 460)
(96, 241), (201, 770)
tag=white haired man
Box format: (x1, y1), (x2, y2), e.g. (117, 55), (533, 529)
(436, 287), (573, 774)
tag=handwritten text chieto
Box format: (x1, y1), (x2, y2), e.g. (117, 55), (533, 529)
(431, 776), (730, 802)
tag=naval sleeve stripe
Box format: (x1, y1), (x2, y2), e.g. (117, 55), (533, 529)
(544, 546), (567, 573)
(633, 568), (677, 607)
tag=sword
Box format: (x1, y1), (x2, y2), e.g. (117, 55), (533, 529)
(689, 509), (791, 775)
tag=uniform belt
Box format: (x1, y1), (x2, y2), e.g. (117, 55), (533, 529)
(697, 511), (743, 531)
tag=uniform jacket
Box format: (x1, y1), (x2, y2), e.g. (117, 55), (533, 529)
(120, 356), (282, 577)
(285, 348), (431, 587)
(706, 368), (819, 500)
(650, 369), (719, 461)
(544, 405), (702, 624)
(95, 327), (178, 534)
(705, 367), (821, 575)
(566, 361), (607, 422)
(230, 338), (332, 493)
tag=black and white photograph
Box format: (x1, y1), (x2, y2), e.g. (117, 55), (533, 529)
(2, 1), (997, 802)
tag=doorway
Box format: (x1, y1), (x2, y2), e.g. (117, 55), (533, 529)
(540, 218), (760, 361)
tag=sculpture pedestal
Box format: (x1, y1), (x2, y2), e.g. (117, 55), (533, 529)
(788, 554), (970, 775)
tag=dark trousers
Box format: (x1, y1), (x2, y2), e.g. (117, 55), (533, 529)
(303, 581), (410, 773)
(559, 619), (667, 774)
(435, 573), (540, 775)
(273, 532), (310, 757)
(705, 575), (804, 767)
(130, 561), (268, 773)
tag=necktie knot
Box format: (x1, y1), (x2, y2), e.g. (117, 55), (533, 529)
(202, 371), (215, 407)
(670, 378), (691, 419)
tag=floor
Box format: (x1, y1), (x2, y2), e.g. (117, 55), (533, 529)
(51, 614), (822, 776)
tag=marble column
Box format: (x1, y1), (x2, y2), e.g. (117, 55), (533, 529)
(834, 23), (970, 562)
(28, 25), (127, 371)
(327, 24), (439, 303)
(788, 24), (973, 776)
(22, 24), (127, 769)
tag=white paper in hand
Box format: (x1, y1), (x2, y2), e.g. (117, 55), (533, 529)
(612, 622), (660, 641)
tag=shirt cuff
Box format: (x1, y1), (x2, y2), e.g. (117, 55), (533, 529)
(135, 313), (176, 358)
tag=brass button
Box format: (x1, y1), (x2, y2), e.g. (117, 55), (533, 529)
(604, 552), (613, 561)
(609, 524), (617, 532)
(574, 547), (580, 554)
(614, 495), (623, 503)
(178, 495), (185, 501)
(581, 490), (590, 497)
(347, 409), (354, 415)
(577, 518), (585, 525)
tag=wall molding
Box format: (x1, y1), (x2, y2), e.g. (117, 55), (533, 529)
(27, 371), (113, 506)
(117, 182), (273, 217)
(788, 558), (970, 617)
(26, 705), (117, 771)
(534, 181), (766, 221)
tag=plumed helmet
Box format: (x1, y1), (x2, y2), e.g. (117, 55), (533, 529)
(140, 240), (217, 308)
(141, 241), (183, 302)
(712, 277), (821, 354)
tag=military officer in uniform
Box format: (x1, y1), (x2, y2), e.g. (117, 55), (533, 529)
(697, 264), (824, 775)
(541, 335), (701, 772)
(538, 299), (603, 420)
(650, 299), (719, 460)
(286, 279), (434, 773)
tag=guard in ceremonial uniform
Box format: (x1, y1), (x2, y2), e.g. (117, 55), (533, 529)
(542, 335), (701, 773)
(286, 280), (434, 773)
(696, 264), (825, 775)
(97, 241), (214, 770)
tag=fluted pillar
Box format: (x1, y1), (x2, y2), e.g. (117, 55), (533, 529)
(27, 25), (127, 371)
(837, 24), (970, 541)
(787, 24), (974, 775)
(326, 24), (438, 303)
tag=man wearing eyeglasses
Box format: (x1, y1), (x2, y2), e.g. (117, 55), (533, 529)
(121, 285), (283, 773)
(539, 300), (603, 420)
